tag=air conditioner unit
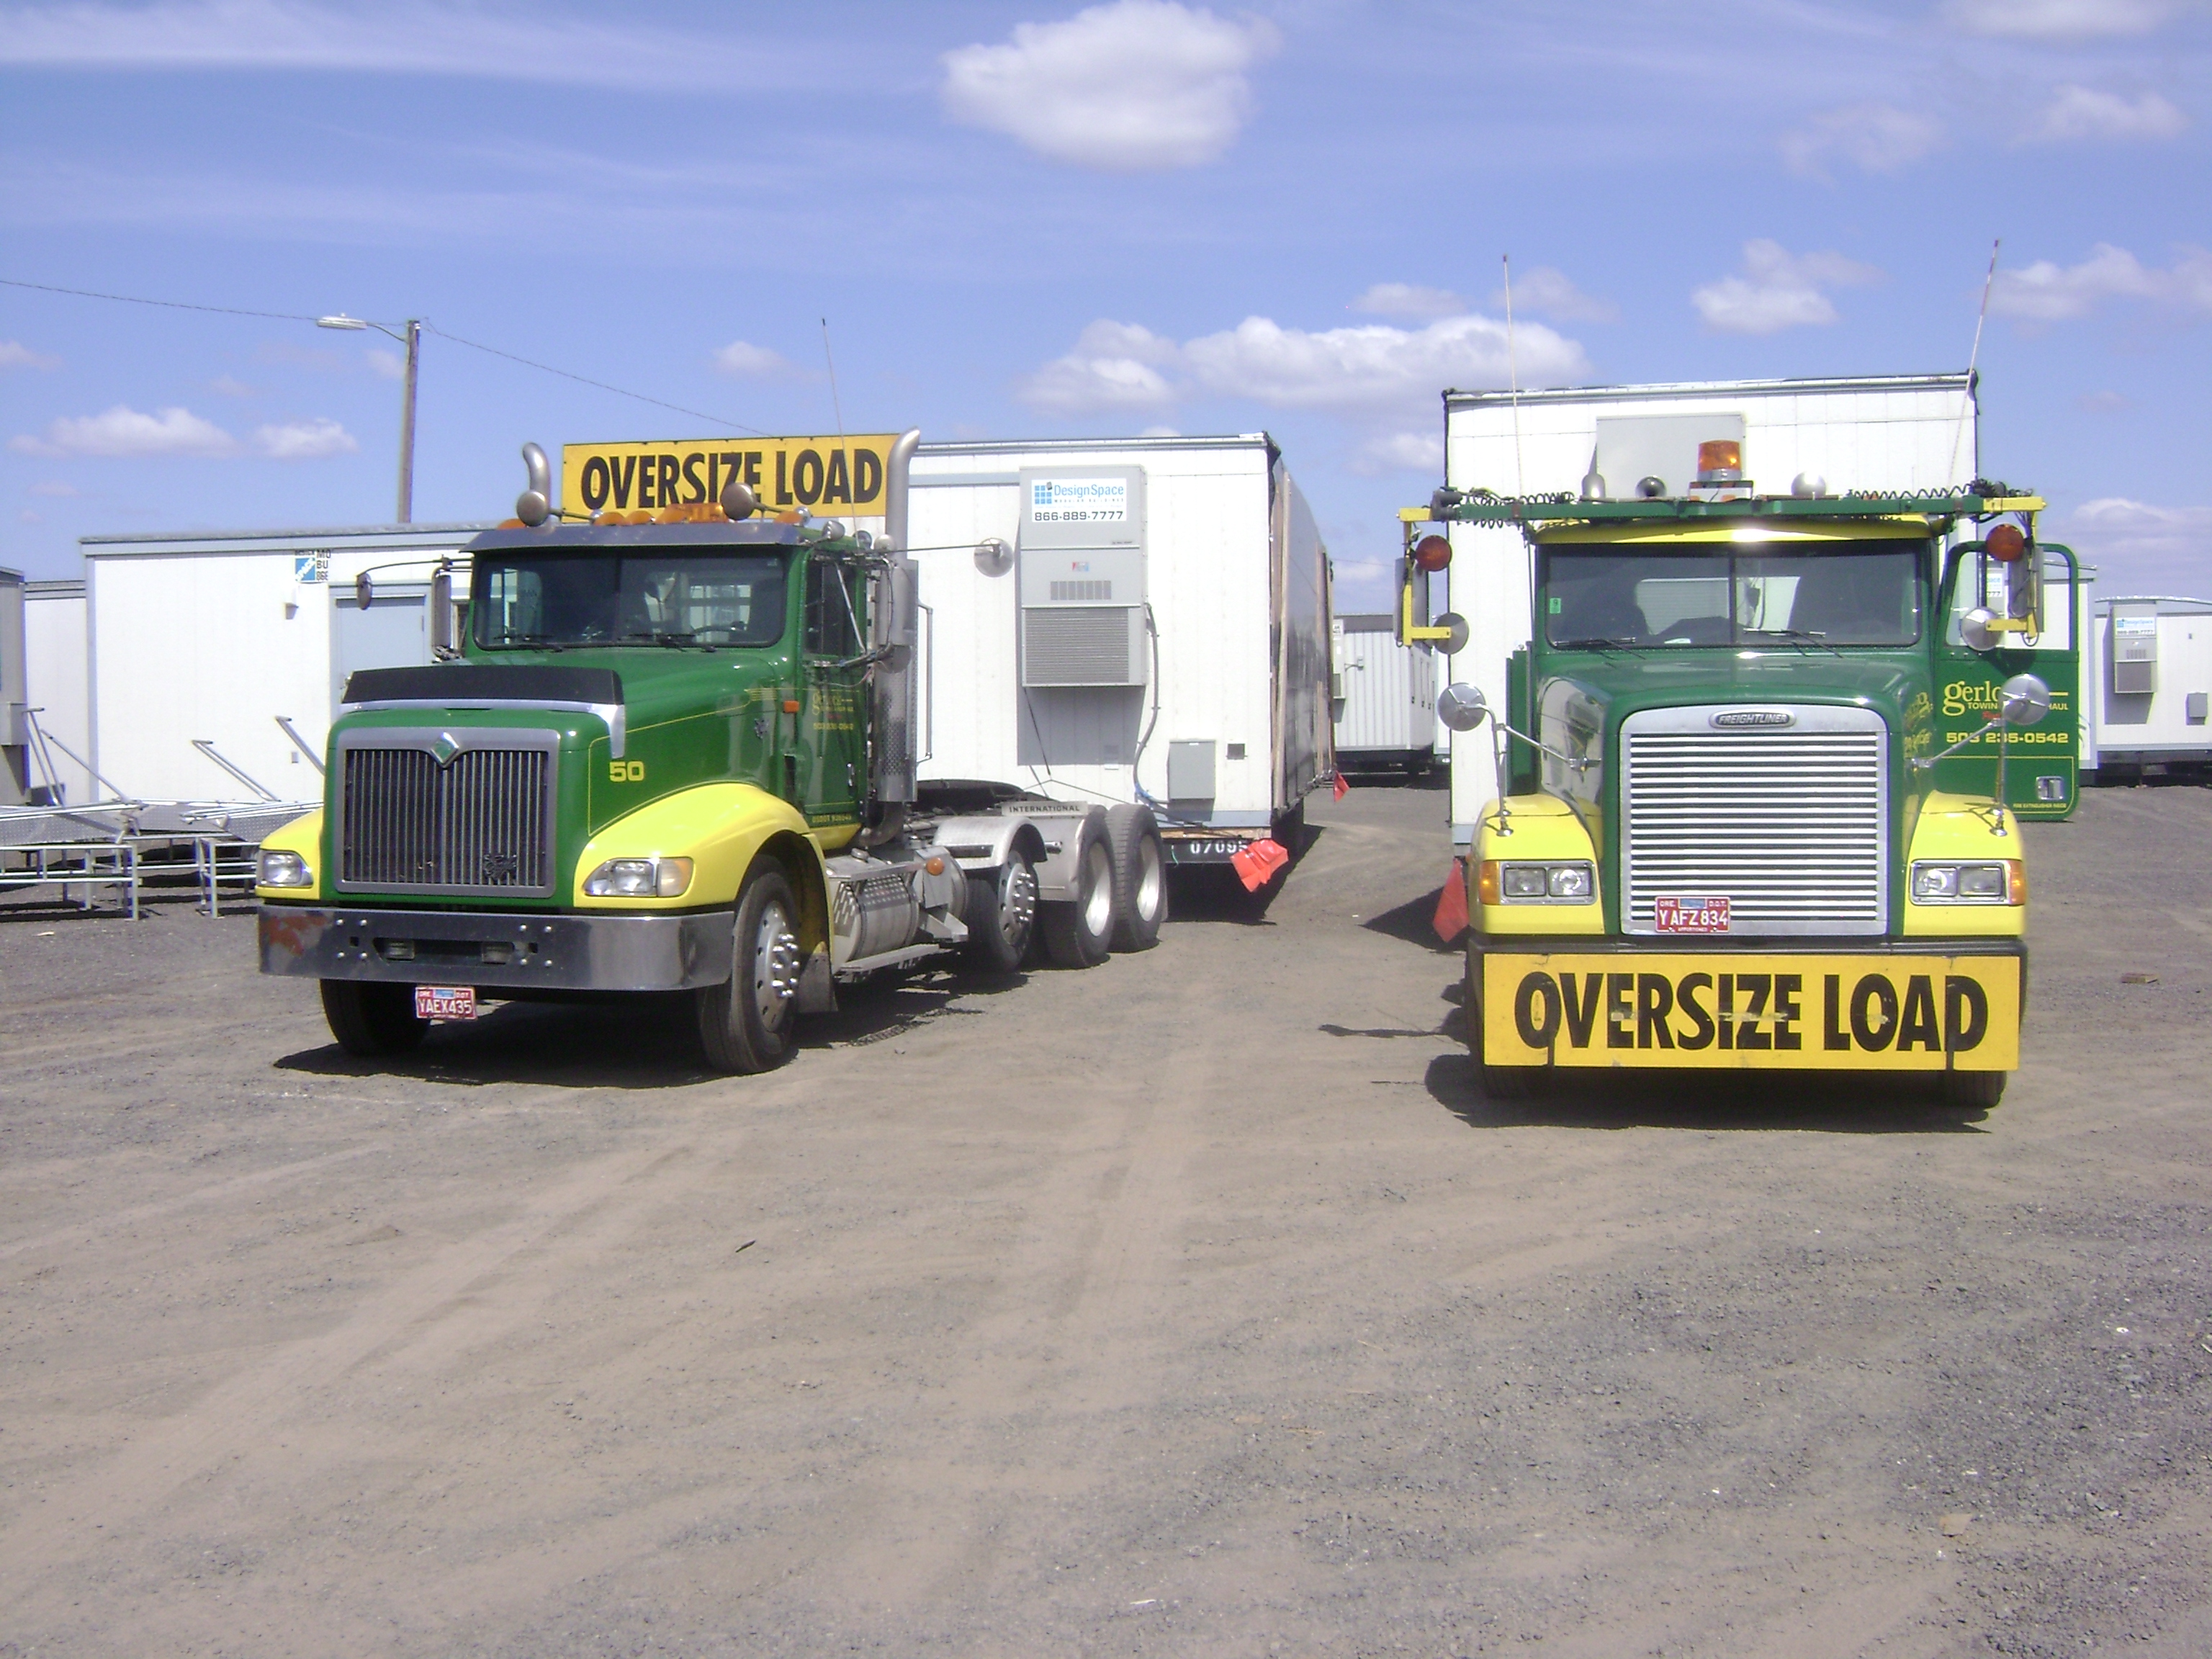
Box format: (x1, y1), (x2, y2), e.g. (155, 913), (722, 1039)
(1017, 467), (1147, 688)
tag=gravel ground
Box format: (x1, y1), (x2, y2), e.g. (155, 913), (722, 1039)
(1, 781), (2207, 1658)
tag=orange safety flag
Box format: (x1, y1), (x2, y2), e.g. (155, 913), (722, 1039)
(1230, 837), (1290, 893)
(1331, 770), (1350, 801)
(1432, 856), (1469, 944)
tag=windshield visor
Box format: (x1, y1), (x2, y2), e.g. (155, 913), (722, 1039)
(472, 549), (788, 649)
(1542, 541), (1923, 649)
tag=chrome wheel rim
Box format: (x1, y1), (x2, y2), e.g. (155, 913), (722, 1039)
(752, 899), (801, 1028)
(1000, 860), (1038, 948)
(1082, 842), (1115, 936)
(1134, 837), (1165, 922)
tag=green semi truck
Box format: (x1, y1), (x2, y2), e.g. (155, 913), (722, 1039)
(1404, 454), (2075, 1107)
(257, 431), (1169, 1071)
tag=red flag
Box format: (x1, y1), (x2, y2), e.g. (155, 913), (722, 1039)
(1230, 837), (1290, 893)
(1331, 770), (1350, 801)
(1432, 856), (1469, 944)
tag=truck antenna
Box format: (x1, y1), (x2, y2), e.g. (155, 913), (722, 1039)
(1502, 253), (1525, 498)
(822, 317), (852, 518)
(1949, 238), (2000, 488)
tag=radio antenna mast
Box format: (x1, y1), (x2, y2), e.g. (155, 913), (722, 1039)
(1949, 239), (2000, 487)
(821, 316), (853, 519)
(1502, 253), (1524, 498)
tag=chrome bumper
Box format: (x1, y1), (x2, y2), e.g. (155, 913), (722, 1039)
(258, 904), (733, 992)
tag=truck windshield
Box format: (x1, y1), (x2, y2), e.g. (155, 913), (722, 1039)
(1542, 540), (1922, 649)
(472, 549), (788, 649)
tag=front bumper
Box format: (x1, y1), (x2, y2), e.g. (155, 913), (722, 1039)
(1470, 938), (2026, 1072)
(258, 904), (733, 992)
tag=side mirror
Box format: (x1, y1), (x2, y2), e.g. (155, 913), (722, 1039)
(974, 536), (1013, 577)
(1436, 611), (1470, 655)
(428, 565), (454, 656)
(2000, 673), (2051, 727)
(1959, 606), (2000, 652)
(720, 477), (759, 519)
(1438, 681), (1488, 732)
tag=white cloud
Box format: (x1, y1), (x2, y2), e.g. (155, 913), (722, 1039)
(1493, 266), (1619, 325)
(2026, 86), (2189, 143)
(0, 0), (793, 91)
(1138, 424), (1182, 438)
(1352, 431), (1444, 475)
(2062, 498), (2212, 594)
(19, 508), (42, 525)
(1942, 0), (2194, 39)
(1991, 243), (2212, 321)
(1, 339), (63, 370)
(28, 479), (81, 495)
(711, 340), (793, 378)
(1781, 103), (1945, 178)
(209, 373), (259, 397)
(252, 417), (357, 459)
(1691, 240), (1884, 334)
(1352, 283), (1467, 320)
(941, 0), (1282, 170)
(9, 404), (237, 459)
(364, 347), (406, 381)
(1020, 320), (1185, 413)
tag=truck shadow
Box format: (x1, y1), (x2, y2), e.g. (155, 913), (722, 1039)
(1166, 819), (1326, 926)
(1360, 889), (1460, 953)
(1424, 1050), (1993, 1134)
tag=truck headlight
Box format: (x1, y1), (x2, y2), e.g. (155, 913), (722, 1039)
(1910, 860), (2021, 904)
(1485, 860), (1597, 904)
(583, 856), (694, 898)
(257, 850), (313, 888)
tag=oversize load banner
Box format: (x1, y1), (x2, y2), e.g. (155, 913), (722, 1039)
(1482, 951), (2020, 1071)
(562, 436), (897, 518)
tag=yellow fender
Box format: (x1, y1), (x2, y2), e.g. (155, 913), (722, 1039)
(573, 781), (832, 952)
(253, 809), (325, 902)
(1472, 793), (1604, 936)
(1902, 791), (2026, 938)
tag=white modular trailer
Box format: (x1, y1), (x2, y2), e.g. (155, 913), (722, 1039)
(905, 434), (1335, 853)
(22, 578), (90, 805)
(82, 523), (488, 806)
(2083, 595), (2212, 776)
(1435, 373), (1977, 845)
(1332, 613), (1438, 770)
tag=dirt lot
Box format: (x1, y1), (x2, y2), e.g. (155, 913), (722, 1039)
(2, 781), (2208, 1658)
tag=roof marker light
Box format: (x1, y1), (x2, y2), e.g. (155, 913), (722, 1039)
(1986, 523), (2027, 562)
(1413, 534), (1452, 572)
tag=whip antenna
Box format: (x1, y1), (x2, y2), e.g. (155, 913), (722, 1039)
(1949, 239), (2000, 487)
(1503, 253), (1524, 498)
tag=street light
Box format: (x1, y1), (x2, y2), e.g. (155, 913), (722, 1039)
(317, 313), (421, 524)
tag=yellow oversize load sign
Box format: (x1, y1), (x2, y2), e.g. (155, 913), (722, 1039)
(1482, 953), (2020, 1071)
(562, 435), (898, 518)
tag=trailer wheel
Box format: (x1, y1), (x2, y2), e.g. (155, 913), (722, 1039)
(1105, 804), (1168, 952)
(962, 850), (1038, 977)
(1040, 827), (1115, 969)
(1940, 1070), (2007, 1110)
(696, 863), (803, 1074)
(320, 980), (428, 1057)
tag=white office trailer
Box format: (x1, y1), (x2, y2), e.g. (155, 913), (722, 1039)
(904, 435), (1336, 860)
(0, 568), (26, 805)
(2082, 595), (2212, 778)
(21, 578), (91, 805)
(81, 523), (487, 807)
(1331, 613), (1439, 773)
(1433, 374), (1977, 845)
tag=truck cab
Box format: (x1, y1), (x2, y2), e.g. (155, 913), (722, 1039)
(1411, 474), (2067, 1107)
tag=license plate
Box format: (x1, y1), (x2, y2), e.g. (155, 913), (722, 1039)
(415, 985), (477, 1021)
(1654, 896), (1731, 934)
(1165, 838), (1249, 863)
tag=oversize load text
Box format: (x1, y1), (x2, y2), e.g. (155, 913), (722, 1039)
(562, 436), (896, 516)
(1481, 953), (2019, 1070)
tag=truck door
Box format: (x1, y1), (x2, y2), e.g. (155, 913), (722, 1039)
(1936, 543), (2082, 819)
(799, 553), (866, 826)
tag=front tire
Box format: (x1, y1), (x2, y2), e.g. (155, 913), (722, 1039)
(1040, 825), (1114, 969)
(962, 849), (1038, 977)
(696, 863), (804, 1074)
(1940, 1069), (2007, 1110)
(1105, 803), (1167, 952)
(320, 980), (428, 1057)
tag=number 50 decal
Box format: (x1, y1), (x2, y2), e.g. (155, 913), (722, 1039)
(608, 760), (646, 782)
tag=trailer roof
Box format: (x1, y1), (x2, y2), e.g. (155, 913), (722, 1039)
(1442, 372), (1972, 408)
(1406, 486), (2041, 531)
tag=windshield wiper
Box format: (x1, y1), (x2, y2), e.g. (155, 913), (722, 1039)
(1745, 627), (1841, 657)
(1550, 637), (1633, 652)
(619, 629), (717, 652)
(493, 632), (567, 652)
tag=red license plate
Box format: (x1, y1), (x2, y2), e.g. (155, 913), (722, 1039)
(1654, 896), (1731, 934)
(414, 985), (478, 1021)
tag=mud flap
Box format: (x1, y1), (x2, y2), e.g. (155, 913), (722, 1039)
(796, 945), (837, 1015)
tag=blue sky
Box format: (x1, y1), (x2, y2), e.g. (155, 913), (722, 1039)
(2, 0), (2206, 604)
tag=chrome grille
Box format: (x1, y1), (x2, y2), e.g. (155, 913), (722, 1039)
(336, 731), (557, 896)
(1622, 706), (1887, 936)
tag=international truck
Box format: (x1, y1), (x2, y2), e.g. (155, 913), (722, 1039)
(1406, 438), (2073, 1107)
(256, 431), (1170, 1072)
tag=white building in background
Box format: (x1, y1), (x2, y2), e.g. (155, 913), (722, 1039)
(1331, 613), (1439, 773)
(24, 577), (90, 804)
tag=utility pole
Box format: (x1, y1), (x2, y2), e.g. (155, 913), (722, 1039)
(397, 319), (420, 523)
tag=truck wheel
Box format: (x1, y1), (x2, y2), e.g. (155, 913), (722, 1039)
(320, 980), (428, 1057)
(963, 850), (1038, 976)
(1940, 1070), (2007, 1110)
(1465, 953), (1540, 1100)
(1105, 803), (1167, 952)
(1040, 827), (1114, 969)
(696, 863), (804, 1074)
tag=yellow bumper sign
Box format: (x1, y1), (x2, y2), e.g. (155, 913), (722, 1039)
(562, 434), (898, 518)
(1482, 952), (2020, 1071)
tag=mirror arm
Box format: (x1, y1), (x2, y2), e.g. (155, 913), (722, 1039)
(1912, 714), (2005, 770)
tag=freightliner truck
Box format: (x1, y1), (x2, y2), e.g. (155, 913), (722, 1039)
(256, 431), (1169, 1071)
(1403, 449), (2069, 1108)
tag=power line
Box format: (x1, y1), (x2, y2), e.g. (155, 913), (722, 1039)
(1, 276), (768, 437)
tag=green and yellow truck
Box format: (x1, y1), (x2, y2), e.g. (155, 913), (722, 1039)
(1404, 455), (2077, 1107)
(257, 432), (1168, 1071)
